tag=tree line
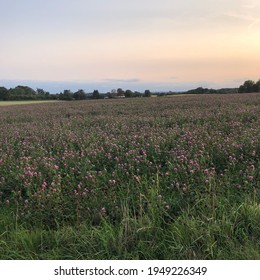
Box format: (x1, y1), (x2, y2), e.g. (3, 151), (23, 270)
(173, 79), (259, 95)
(156, 79), (260, 96)
(238, 79), (260, 93)
(0, 86), (152, 101)
(0, 80), (259, 101)
(0, 86), (54, 101)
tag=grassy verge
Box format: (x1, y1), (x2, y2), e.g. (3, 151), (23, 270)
(1, 194), (259, 259)
(0, 100), (61, 106)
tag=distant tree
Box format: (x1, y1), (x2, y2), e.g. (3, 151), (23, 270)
(44, 91), (50, 99)
(238, 85), (245, 93)
(245, 80), (255, 92)
(73, 89), (86, 100)
(36, 88), (51, 100)
(134, 91), (141, 97)
(36, 88), (45, 95)
(255, 79), (260, 92)
(59, 89), (73, 100)
(117, 88), (125, 96)
(0, 85), (57, 101)
(92, 90), (100, 99)
(239, 80), (255, 93)
(125, 89), (134, 98)
(8, 86), (36, 100)
(52, 94), (59, 100)
(17, 86), (36, 96)
(109, 89), (117, 98)
(187, 87), (211, 94)
(256, 79), (260, 92)
(0, 86), (9, 100)
(208, 89), (217, 94)
(144, 89), (152, 97)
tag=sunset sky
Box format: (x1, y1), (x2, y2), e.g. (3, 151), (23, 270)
(1, 0), (260, 92)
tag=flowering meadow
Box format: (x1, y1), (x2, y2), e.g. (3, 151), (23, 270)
(0, 93), (259, 259)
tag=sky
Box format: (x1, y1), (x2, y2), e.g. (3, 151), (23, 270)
(1, 0), (260, 93)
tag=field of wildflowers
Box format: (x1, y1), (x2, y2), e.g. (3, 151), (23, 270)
(0, 93), (259, 259)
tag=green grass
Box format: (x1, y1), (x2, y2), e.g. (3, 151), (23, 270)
(0, 100), (61, 106)
(1, 197), (259, 259)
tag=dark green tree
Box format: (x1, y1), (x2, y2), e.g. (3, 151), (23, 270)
(9, 86), (36, 100)
(144, 89), (152, 97)
(36, 88), (45, 95)
(92, 90), (100, 99)
(117, 88), (125, 96)
(0, 87), (9, 100)
(73, 89), (86, 100)
(125, 89), (134, 98)
(59, 90), (73, 100)
(241, 80), (255, 93)
(238, 85), (245, 93)
(36, 88), (51, 100)
(134, 91), (141, 97)
(255, 79), (260, 92)
(10, 87), (25, 99)
(109, 89), (117, 98)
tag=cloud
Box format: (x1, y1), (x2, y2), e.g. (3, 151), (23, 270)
(103, 78), (141, 83)
(248, 19), (260, 29)
(224, 10), (260, 30)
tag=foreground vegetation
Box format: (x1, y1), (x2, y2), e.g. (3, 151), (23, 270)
(0, 94), (259, 259)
